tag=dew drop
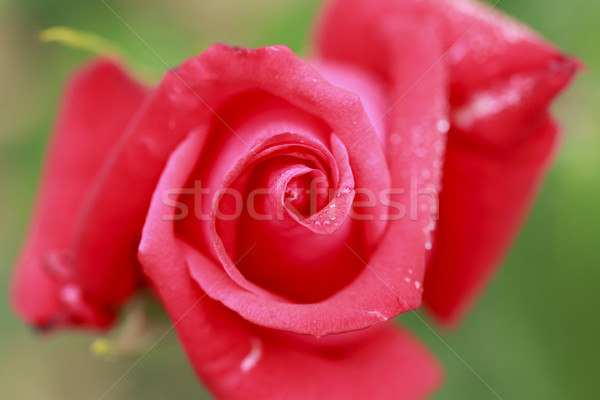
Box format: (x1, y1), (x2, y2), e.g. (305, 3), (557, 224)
(434, 141), (445, 154)
(414, 147), (426, 158)
(389, 133), (402, 145)
(437, 119), (450, 134)
(240, 339), (262, 372)
(367, 310), (387, 321)
(60, 284), (81, 304)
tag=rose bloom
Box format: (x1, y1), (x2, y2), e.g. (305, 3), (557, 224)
(11, 0), (578, 398)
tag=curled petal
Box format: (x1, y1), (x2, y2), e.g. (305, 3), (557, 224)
(207, 132), (358, 303)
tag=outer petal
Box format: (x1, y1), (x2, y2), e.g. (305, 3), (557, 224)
(139, 133), (442, 400)
(316, 0), (579, 325)
(425, 115), (560, 324)
(421, 1), (579, 325)
(11, 58), (147, 328)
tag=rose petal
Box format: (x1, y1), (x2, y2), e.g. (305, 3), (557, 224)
(424, 116), (564, 325)
(11, 58), (148, 329)
(316, 0), (579, 325)
(317, 0), (449, 316)
(139, 136), (441, 398)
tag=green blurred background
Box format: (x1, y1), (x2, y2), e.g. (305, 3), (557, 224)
(0, 0), (598, 398)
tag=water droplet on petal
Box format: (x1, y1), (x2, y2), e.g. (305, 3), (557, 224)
(390, 133), (402, 145)
(437, 119), (450, 134)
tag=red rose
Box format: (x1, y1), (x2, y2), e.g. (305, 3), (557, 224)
(11, 0), (578, 398)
